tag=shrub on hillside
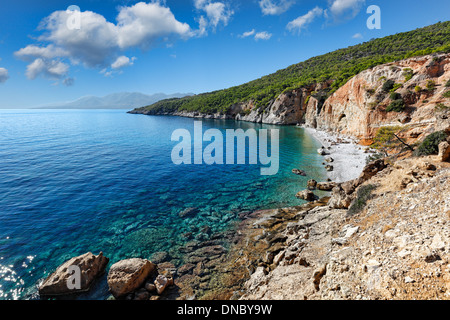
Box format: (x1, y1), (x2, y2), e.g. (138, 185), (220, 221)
(382, 80), (395, 92)
(390, 92), (402, 100)
(415, 131), (447, 156)
(403, 68), (414, 82)
(426, 80), (436, 91)
(386, 99), (405, 112)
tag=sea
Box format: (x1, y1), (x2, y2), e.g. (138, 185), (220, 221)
(0, 109), (327, 299)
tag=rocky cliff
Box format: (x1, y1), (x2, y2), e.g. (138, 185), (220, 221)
(313, 53), (450, 143)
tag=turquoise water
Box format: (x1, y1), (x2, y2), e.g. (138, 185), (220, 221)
(0, 109), (326, 300)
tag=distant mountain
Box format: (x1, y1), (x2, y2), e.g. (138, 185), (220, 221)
(35, 92), (194, 109)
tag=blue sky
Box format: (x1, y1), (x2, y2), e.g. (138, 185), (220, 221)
(0, 0), (449, 108)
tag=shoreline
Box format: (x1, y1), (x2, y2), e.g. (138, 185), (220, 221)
(302, 127), (371, 183)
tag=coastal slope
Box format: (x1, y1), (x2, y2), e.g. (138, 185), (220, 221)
(130, 52), (450, 145)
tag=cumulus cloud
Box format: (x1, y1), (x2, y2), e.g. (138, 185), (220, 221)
(287, 7), (323, 34)
(15, 1), (193, 83)
(352, 32), (363, 39)
(111, 56), (136, 69)
(25, 58), (69, 80)
(194, 0), (233, 34)
(0, 67), (9, 83)
(259, 0), (295, 16)
(328, 0), (366, 20)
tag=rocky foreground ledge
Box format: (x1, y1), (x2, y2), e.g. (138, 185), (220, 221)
(241, 156), (450, 300)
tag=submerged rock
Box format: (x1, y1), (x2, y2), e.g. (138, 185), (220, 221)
(292, 169), (307, 176)
(39, 252), (109, 297)
(179, 207), (200, 218)
(107, 258), (156, 298)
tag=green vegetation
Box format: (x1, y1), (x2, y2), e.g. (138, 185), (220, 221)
(415, 131), (447, 156)
(390, 92), (402, 100)
(136, 21), (450, 115)
(348, 184), (378, 216)
(382, 79), (396, 92)
(390, 83), (403, 92)
(372, 126), (412, 155)
(426, 80), (437, 91)
(446, 79), (450, 87)
(415, 85), (422, 93)
(436, 103), (449, 111)
(386, 99), (406, 112)
(403, 68), (414, 82)
(443, 90), (450, 98)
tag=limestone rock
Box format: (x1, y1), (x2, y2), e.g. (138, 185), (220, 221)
(317, 182), (338, 191)
(39, 252), (109, 297)
(107, 258), (156, 298)
(296, 190), (316, 201)
(438, 141), (450, 162)
(154, 275), (171, 295)
(307, 179), (317, 190)
(328, 186), (353, 209)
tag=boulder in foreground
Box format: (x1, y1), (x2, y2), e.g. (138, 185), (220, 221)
(39, 252), (109, 297)
(107, 258), (156, 298)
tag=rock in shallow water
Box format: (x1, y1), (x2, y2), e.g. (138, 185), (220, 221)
(296, 190), (316, 201)
(107, 258), (156, 298)
(179, 207), (200, 218)
(292, 169), (307, 176)
(39, 252), (109, 297)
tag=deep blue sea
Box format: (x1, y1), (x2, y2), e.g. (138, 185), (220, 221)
(0, 109), (326, 300)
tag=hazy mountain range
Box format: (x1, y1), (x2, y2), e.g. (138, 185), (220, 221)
(34, 92), (194, 109)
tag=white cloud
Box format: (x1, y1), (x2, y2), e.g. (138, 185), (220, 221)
(15, 1), (193, 83)
(328, 0), (365, 19)
(25, 58), (69, 80)
(259, 0), (295, 16)
(194, 0), (234, 33)
(15, 44), (69, 60)
(254, 31), (272, 41)
(111, 56), (136, 69)
(239, 29), (256, 38)
(0, 67), (9, 83)
(287, 7), (323, 34)
(116, 2), (192, 49)
(239, 29), (272, 41)
(352, 32), (363, 39)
